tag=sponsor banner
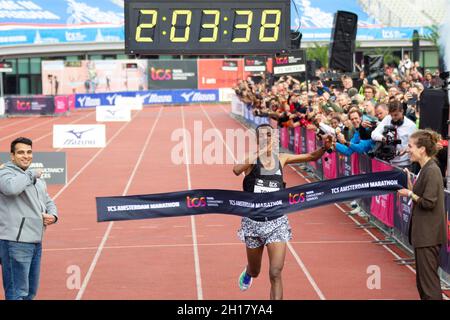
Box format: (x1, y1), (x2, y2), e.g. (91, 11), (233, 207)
(0, 61), (13, 73)
(337, 153), (352, 177)
(0, 24), (124, 48)
(356, 154), (372, 214)
(358, 153), (372, 175)
(0, 0), (435, 49)
(244, 56), (267, 73)
(0, 152), (66, 185)
(54, 95), (69, 114)
(306, 129), (317, 169)
(96, 106), (131, 122)
(288, 128), (295, 153)
(67, 94), (75, 111)
(75, 89), (219, 108)
(96, 170), (406, 222)
(53, 124), (106, 148)
(351, 153), (360, 175)
(370, 159), (395, 227)
(280, 127), (289, 149)
(322, 152), (337, 180)
(198, 59), (244, 90)
(42, 60), (148, 95)
(243, 104), (250, 121)
(222, 60), (239, 71)
(115, 96), (142, 110)
(273, 50), (306, 76)
(0, 97), (5, 116)
(273, 64), (306, 75)
(294, 127), (301, 155)
(291, 0), (434, 41)
(395, 193), (413, 240)
(301, 26), (434, 42)
(248, 107), (255, 123)
(148, 60), (197, 90)
(219, 88), (235, 102)
(0, 0), (124, 47)
(5, 96), (55, 115)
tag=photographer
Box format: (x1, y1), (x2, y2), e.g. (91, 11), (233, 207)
(336, 108), (375, 156)
(371, 100), (417, 168)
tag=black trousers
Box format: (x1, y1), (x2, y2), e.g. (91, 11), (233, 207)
(414, 245), (442, 300)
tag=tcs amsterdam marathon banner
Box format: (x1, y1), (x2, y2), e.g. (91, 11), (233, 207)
(97, 171), (406, 222)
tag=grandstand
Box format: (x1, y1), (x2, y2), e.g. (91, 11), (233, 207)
(359, 0), (447, 27)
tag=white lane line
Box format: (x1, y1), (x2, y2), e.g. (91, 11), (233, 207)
(52, 110), (142, 201)
(181, 106), (203, 300)
(34, 111), (95, 144)
(43, 240), (373, 252)
(75, 107), (163, 300)
(287, 242), (326, 300)
(0, 117), (36, 130)
(0, 117), (57, 142)
(201, 105), (326, 300)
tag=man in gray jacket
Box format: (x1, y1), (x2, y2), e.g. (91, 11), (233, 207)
(0, 137), (58, 300)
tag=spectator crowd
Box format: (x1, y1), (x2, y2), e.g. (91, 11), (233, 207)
(234, 55), (447, 176)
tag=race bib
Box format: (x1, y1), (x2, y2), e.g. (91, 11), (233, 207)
(254, 179), (281, 193)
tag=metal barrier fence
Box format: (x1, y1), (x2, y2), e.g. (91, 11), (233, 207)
(232, 101), (450, 287)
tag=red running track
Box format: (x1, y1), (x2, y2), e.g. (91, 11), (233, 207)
(0, 105), (436, 300)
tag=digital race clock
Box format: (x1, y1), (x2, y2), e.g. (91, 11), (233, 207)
(125, 0), (291, 55)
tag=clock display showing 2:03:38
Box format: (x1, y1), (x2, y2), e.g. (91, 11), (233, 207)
(125, 0), (291, 55)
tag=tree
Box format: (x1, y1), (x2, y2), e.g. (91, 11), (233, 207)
(414, 25), (444, 70)
(366, 47), (400, 66)
(422, 25), (440, 49)
(306, 43), (329, 68)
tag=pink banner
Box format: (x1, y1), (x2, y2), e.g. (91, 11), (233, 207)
(351, 153), (360, 175)
(294, 127), (301, 154)
(67, 94), (75, 111)
(280, 127), (289, 149)
(306, 129), (317, 169)
(322, 152), (337, 180)
(54, 96), (69, 114)
(370, 159), (395, 227)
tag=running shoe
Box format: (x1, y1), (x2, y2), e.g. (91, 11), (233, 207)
(238, 268), (253, 291)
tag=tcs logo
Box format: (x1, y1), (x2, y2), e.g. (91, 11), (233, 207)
(186, 196), (206, 208)
(151, 68), (172, 81)
(275, 56), (289, 65)
(289, 192), (305, 205)
(16, 101), (31, 111)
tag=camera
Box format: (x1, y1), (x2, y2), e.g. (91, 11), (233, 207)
(367, 125), (402, 161)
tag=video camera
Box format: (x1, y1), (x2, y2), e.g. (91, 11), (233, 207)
(367, 125), (401, 161)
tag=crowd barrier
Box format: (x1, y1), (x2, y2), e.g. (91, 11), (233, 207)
(2, 88), (228, 116)
(75, 89), (222, 108)
(3, 95), (74, 116)
(231, 96), (450, 285)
